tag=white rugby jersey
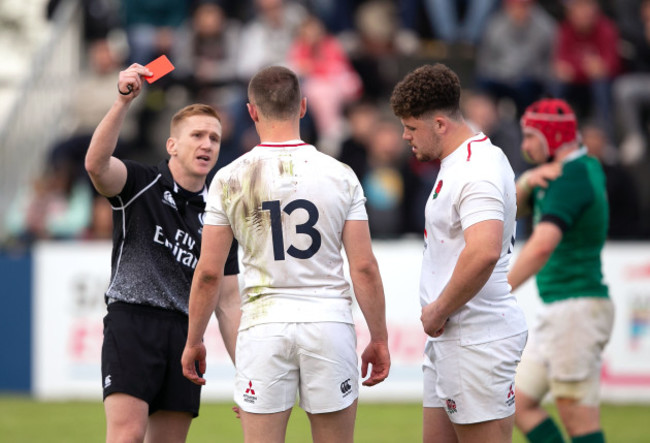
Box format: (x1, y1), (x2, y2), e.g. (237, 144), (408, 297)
(421, 133), (527, 345)
(205, 140), (367, 330)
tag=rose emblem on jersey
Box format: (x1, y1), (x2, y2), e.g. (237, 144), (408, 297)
(433, 180), (443, 199)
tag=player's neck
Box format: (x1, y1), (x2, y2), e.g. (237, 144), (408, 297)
(256, 120), (301, 144)
(441, 122), (476, 160)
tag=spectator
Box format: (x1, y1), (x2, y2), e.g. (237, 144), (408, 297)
(551, 0), (621, 141)
(338, 100), (381, 179)
(84, 195), (114, 240)
(475, 0), (557, 117)
(360, 119), (409, 238)
(422, 0), (500, 47)
(346, 0), (419, 101)
(120, 0), (191, 65)
(613, 0), (650, 164)
(176, 0), (244, 109)
(298, 0), (358, 33)
(5, 160), (93, 245)
(582, 122), (643, 239)
(236, 0), (306, 82)
(288, 13), (363, 154)
(47, 0), (121, 44)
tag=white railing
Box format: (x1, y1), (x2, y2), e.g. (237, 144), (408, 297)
(0, 0), (82, 240)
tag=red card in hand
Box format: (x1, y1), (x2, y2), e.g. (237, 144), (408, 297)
(144, 55), (175, 84)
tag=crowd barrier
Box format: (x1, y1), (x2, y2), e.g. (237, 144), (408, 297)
(1, 239), (649, 403)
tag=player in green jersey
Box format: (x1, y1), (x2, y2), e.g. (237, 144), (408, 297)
(508, 98), (614, 443)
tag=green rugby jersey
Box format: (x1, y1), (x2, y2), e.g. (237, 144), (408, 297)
(531, 147), (609, 303)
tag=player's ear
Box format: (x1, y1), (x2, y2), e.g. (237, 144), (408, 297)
(247, 103), (259, 122)
(435, 116), (447, 133)
(299, 97), (307, 118)
(166, 137), (177, 156)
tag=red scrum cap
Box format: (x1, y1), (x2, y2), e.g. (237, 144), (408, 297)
(521, 98), (577, 158)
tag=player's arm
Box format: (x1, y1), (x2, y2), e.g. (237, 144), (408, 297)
(214, 274), (240, 364)
(84, 64), (151, 197)
(342, 220), (390, 387)
(508, 221), (562, 292)
(422, 219), (503, 337)
(182, 224), (234, 385)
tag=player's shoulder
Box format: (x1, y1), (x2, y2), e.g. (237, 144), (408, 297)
(467, 137), (509, 167)
(122, 159), (162, 188)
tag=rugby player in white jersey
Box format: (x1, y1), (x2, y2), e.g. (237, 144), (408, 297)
(390, 63), (528, 443)
(182, 65), (390, 443)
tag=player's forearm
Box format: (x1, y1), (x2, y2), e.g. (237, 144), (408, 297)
(187, 270), (223, 347)
(214, 275), (240, 364)
(508, 240), (551, 292)
(350, 264), (388, 343)
(515, 172), (533, 217)
(436, 246), (498, 317)
(85, 99), (130, 179)
(508, 222), (560, 292)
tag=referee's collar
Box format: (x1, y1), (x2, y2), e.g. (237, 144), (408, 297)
(157, 160), (208, 203)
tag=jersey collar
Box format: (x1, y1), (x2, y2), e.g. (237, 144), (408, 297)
(562, 146), (588, 163)
(257, 139), (310, 148)
(158, 160), (208, 204)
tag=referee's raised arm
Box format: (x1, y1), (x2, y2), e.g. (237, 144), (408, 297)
(85, 64), (151, 197)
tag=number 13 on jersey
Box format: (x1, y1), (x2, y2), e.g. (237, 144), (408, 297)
(261, 199), (322, 260)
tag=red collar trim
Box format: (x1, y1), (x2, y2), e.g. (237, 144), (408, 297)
(466, 135), (488, 161)
(258, 142), (310, 148)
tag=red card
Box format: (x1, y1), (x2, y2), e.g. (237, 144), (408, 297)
(144, 55), (175, 84)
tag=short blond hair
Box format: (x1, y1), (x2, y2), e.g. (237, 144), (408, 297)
(170, 104), (221, 134)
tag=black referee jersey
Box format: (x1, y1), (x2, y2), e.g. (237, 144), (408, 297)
(104, 160), (238, 314)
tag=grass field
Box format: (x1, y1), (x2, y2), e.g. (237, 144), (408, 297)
(1, 396), (649, 442)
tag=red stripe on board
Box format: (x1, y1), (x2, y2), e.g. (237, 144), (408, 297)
(601, 361), (650, 386)
(466, 135), (488, 161)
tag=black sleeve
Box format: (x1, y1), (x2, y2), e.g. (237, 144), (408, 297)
(540, 214), (569, 233)
(107, 160), (155, 205)
(224, 239), (239, 275)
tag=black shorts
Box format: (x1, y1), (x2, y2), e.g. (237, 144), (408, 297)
(101, 302), (201, 417)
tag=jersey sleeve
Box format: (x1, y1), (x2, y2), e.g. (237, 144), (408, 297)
(458, 179), (505, 230)
(107, 160), (154, 205)
(346, 174), (368, 221)
(204, 172), (230, 226)
(540, 161), (593, 230)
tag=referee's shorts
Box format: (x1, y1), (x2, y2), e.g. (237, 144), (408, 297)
(101, 301), (201, 417)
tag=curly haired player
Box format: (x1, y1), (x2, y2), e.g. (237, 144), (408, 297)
(391, 63), (527, 443)
(509, 98), (614, 443)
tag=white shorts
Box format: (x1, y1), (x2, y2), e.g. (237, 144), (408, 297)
(234, 322), (358, 414)
(516, 297), (614, 405)
(423, 332), (527, 424)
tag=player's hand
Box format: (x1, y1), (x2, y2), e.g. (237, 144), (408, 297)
(232, 405), (241, 419)
(360, 341), (390, 386)
(116, 64), (152, 101)
(181, 343), (207, 385)
(421, 303), (448, 338)
(522, 162), (562, 190)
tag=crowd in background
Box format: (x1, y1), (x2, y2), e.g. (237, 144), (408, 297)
(3, 0), (650, 248)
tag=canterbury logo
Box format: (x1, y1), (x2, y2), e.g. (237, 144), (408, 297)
(162, 191), (177, 210)
(340, 379), (352, 394)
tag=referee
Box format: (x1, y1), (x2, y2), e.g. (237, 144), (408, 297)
(85, 63), (239, 443)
